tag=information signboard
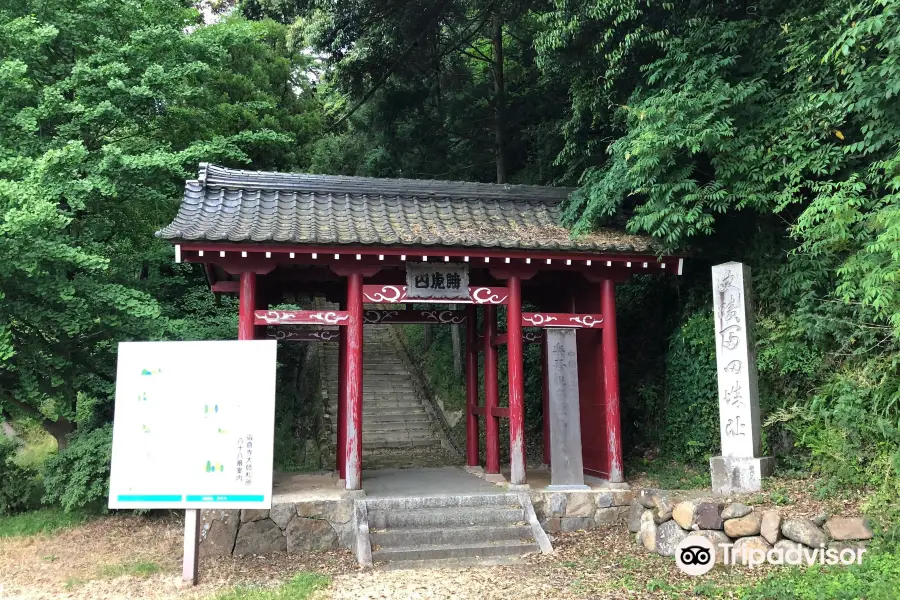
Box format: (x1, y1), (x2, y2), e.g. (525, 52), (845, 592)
(108, 340), (277, 510)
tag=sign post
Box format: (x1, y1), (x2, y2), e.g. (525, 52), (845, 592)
(709, 263), (773, 492)
(108, 340), (277, 585)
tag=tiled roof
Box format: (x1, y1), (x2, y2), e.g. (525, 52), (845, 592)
(155, 164), (657, 253)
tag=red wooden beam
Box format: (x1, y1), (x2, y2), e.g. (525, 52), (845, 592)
(522, 313), (605, 328)
(483, 305), (500, 474)
(178, 241), (685, 269)
(362, 285), (509, 304)
(470, 406), (511, 418)
(507, 275), (526, 485)
(211, 281), (240, 294)
(601, 279), (624, 483)
(266, 328), (340, 342)
(524, 331), (544, 344)
(238, 273), (256, 340)
(541, 338), (550, 466)
(345, 274), (364, 490)
(465, 305), (479, 468)
(254, 310), (350, 326)
(363, 309), (467, 325)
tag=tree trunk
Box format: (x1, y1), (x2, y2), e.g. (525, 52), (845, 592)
(45, 418), (76, 451)
(1, 418), (18, 441)
(492, 10), (507, 184)
(424, 324), (433, 349)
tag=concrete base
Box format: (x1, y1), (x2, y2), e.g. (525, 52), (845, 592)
(710, 455), (775, 493)
(546, 484), (590, 491)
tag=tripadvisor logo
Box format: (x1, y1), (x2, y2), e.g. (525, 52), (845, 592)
(676, 536), (716, 576)
(675, 535), (867, 575)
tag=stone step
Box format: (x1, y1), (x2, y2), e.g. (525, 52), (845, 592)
(371, 524), (533, 549)
(330, 432), (439, 445)
(376, 556), (527, 570)
(371, 540), (539, 563)
(327, 407), (431, 419)
(356, 422), (435, 433)
(359, 413), (433, 424)
(360, 439), (443, 450)
(365, 493), (520, 511)
(369, 506), (524, 530)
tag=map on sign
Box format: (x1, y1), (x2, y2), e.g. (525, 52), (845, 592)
(108, 340), (277, 509)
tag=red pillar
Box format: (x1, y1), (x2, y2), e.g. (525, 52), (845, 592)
(465, 305), (480, 467)
(483, 304), (500, 474)
(541, 337), (550, 466)
(345, 273), (364, 490)
(507, 276), (526, 485)
(238, 272), (256, 341)
(337, 303), (347, 480)
(601, 279), (624, 483)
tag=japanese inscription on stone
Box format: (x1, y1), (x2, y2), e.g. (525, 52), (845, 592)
(712, 262), (762, 458)
(405, 262), (469, 300)
(546, 329), (587, 489)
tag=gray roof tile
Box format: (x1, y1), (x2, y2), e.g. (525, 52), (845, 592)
(155, 164), (657, 253)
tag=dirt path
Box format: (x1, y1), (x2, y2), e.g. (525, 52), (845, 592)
(0, 511), (820, 599)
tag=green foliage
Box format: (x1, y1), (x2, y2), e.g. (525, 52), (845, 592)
(41, 425), (112, 512)
(662, 311), (719, 461)
(0, 437), (37, 515)
(0, 507), (88, 538)
(212, 572), (331, 600)
(0, 0), (324, 449)
(741, 550), (900, 600)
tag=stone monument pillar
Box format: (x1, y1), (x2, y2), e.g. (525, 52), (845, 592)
(546, 329), (589, 490)
(710, 262), (774, 493)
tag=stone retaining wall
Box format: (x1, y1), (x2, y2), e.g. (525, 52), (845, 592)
(199, 498), (356, 557)
(628, 489), (873, 563)
(530, 488), (635, 533)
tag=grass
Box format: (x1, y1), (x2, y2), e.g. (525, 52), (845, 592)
(99, 560), (161, 579)
(739, 548), (900, 599)
(628, 458), (711, 489)
(0, 508), (88, 538)
(210, 572), (331, 600)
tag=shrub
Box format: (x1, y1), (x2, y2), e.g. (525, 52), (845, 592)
(42, 425), (112, 512)
(0, 438), (37, 515)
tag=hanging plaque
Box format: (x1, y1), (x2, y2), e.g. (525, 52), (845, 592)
(405, 262), (469, 300)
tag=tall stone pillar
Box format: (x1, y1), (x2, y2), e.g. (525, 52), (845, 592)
(710, 262), (774, 492)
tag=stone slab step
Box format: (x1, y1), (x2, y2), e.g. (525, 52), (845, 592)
(361, 414), (433, 424)
(360, 439), (443, 450)
(357, 422), (435, 433)
(327, 407), (430, 418)
(369, 506), (524, 529)
(371, 525), (533, 548)
(365, 493), (520, 511)
(376, 556), (527, 570)
(371, 540), (539, 562)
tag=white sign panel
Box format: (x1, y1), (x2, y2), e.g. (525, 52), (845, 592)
(712, 262), (762, 458)
(109, 340), (277, 509)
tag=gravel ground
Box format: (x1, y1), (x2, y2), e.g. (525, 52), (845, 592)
(0, 475), (867, 600)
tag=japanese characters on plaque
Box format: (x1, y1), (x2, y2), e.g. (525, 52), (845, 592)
(405, 262), (469, 300)
(712, 262), (762, 459)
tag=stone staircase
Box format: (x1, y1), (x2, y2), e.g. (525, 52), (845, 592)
(325, 324), (444, 454)
(366, 493), (542, 567)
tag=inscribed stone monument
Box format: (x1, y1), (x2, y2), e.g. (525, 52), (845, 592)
(710, 262), (774, 492)
(546, 329), (589, 490)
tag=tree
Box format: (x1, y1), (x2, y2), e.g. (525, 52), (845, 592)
(250, 0), (568, 184)
(0, 0), (324, 448)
